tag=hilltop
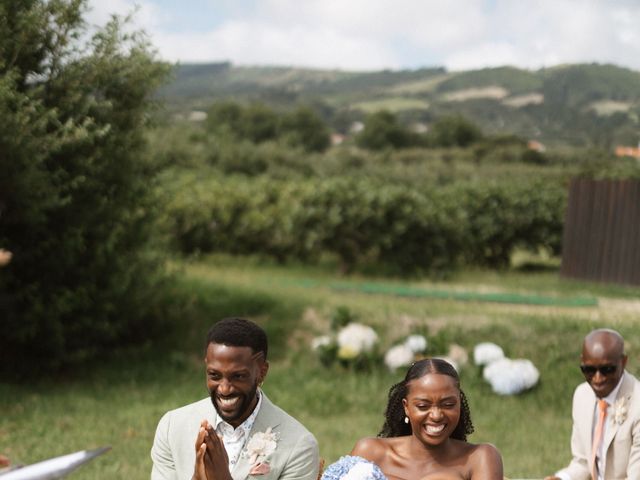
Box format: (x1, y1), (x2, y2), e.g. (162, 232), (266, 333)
(158, 62), (640, 147)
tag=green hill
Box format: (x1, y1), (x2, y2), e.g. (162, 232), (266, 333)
(158, 62), (640, 147)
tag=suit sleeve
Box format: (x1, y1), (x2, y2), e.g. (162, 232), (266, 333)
(277, 431), (320, 480)
(556, 388), (590, 480)
(151, 412), (177, 480)
(626, 407), (640, 480)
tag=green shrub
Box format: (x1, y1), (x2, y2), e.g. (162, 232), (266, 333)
(162, 174), (566, 274)
(0, 2), (171, 377)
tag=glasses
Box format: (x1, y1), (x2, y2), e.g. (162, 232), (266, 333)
(580, 364), (617, 376)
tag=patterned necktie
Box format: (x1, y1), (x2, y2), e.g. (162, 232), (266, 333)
(590, 399), (608, 480)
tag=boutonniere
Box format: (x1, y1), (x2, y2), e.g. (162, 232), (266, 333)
(244, 427), (279, 475)
(612, 397), (628, 425)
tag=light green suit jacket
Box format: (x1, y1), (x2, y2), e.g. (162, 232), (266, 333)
(151, 392), (319, 480)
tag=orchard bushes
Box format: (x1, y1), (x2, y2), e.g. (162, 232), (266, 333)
(164, 174), (567, 274)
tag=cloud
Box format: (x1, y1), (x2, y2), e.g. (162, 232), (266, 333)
(86, 0), (640, 71)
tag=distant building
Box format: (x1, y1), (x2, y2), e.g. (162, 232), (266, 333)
(349, 121), (364, 133)
(614, 145), (640, 158)
(527, 140), (546, 152)
(330, 133), (345, 146)
(188, 111), (207, 122)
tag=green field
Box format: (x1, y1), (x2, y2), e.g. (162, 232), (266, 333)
(2, 257), (639, 479)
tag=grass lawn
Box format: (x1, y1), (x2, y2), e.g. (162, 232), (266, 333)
(1, 256), (639, 479)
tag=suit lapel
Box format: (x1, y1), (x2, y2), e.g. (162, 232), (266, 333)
(602, 372), (632, 456)
(232, 392), (282, 480)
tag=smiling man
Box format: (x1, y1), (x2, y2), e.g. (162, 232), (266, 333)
(545, 328), (640, 480)
(151, 318), (319, 480)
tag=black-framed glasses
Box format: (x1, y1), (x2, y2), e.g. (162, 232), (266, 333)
(580, 364), (617, 376)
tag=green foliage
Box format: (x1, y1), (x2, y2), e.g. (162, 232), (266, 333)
(162, 173), (565, 275)
(356, 110), (412, 150)
(280, 106), (331, 152)
(205, 100), (331, 152)
(331, 306), (357, 330)
(450, 180), (567, 267)
(0, 0), (171, 377)
(428, 114), (484, 147)
(161, 62), (640, 148)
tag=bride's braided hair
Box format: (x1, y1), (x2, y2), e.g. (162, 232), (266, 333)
(378, 358), (474, 441)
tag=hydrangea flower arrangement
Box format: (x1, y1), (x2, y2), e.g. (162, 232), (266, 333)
(321, 456), (387, 480)
(473, 341), (539, 395)
(473, 342), (504, 366)
(310, 307), (380, 370)
(483, 358), (539, 395)
(384, 334), (428, 371)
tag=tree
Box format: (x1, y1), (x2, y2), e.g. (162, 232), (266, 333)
(356, 110), (410, 150)
(0, 0), (171, 377)
(428, 114), (483, 147)
(280, 106), (331, 152)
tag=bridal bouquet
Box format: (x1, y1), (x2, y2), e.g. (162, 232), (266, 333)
(321, 456), (387, 480)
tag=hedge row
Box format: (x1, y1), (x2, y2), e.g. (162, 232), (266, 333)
(163, 174), (566, 273)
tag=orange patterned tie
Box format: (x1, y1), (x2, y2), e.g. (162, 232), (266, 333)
(590, 399), (608, 480)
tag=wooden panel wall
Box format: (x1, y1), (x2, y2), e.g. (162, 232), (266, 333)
(560, 178), (640, 285)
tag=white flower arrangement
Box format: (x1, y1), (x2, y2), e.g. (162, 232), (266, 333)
(483, 358), (539, 395)
(244, 427), (279, 466)
(311, 335), (332, 350)
(612, 396), (628, 425)
(473, 342), (505, 366)
(337, 323), (379, 355)
(404, 334), (427, 353)
(384, 344), (415, 371)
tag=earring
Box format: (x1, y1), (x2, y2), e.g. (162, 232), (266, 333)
(404, 416), (409, 424)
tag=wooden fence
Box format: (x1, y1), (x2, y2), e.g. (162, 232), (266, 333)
(560, 178), (640, 286)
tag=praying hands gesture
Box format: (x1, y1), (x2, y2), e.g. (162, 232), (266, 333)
(192, 420), (233, 480)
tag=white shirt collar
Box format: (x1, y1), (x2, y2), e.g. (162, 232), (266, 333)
(215, 389), (263, 434)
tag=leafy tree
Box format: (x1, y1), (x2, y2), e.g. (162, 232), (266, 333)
(240, 102), (280, 143)
(428, 114), (483, 147)
(356, 110), (411, 150)
(280, 106), (330, 152)
(0, 0), (171, 377)
(206, 99), (244, 136)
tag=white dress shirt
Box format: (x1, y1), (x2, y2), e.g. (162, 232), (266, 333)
(214, 390), (263, 468)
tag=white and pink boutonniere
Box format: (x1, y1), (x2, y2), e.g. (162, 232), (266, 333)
(245, 427), (279, 475)
(612, 397), (628, 425)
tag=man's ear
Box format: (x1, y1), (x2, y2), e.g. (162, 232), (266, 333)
(621, 354), (628, 370)
(259, 361), (270, 384)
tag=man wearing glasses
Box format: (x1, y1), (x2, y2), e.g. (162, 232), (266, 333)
(545, 328), (640, 480)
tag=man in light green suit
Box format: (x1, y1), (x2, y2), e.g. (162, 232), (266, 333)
(151, 318), (320, 480)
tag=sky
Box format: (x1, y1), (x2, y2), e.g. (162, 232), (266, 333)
(86, 0), (640, 72)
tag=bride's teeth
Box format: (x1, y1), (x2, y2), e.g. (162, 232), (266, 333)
(426, 424), (445, 434)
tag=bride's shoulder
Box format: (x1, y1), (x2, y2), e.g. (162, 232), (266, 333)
(465, 442), (503, 473)
(351, 436), (392, 461)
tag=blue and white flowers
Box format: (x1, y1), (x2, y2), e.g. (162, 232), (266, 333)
(321, 456), (387, 480)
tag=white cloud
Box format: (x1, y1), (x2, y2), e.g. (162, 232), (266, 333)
(86, 0), (640, 71)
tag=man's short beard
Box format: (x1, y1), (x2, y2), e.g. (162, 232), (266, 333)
(210, 382), (259, 424)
